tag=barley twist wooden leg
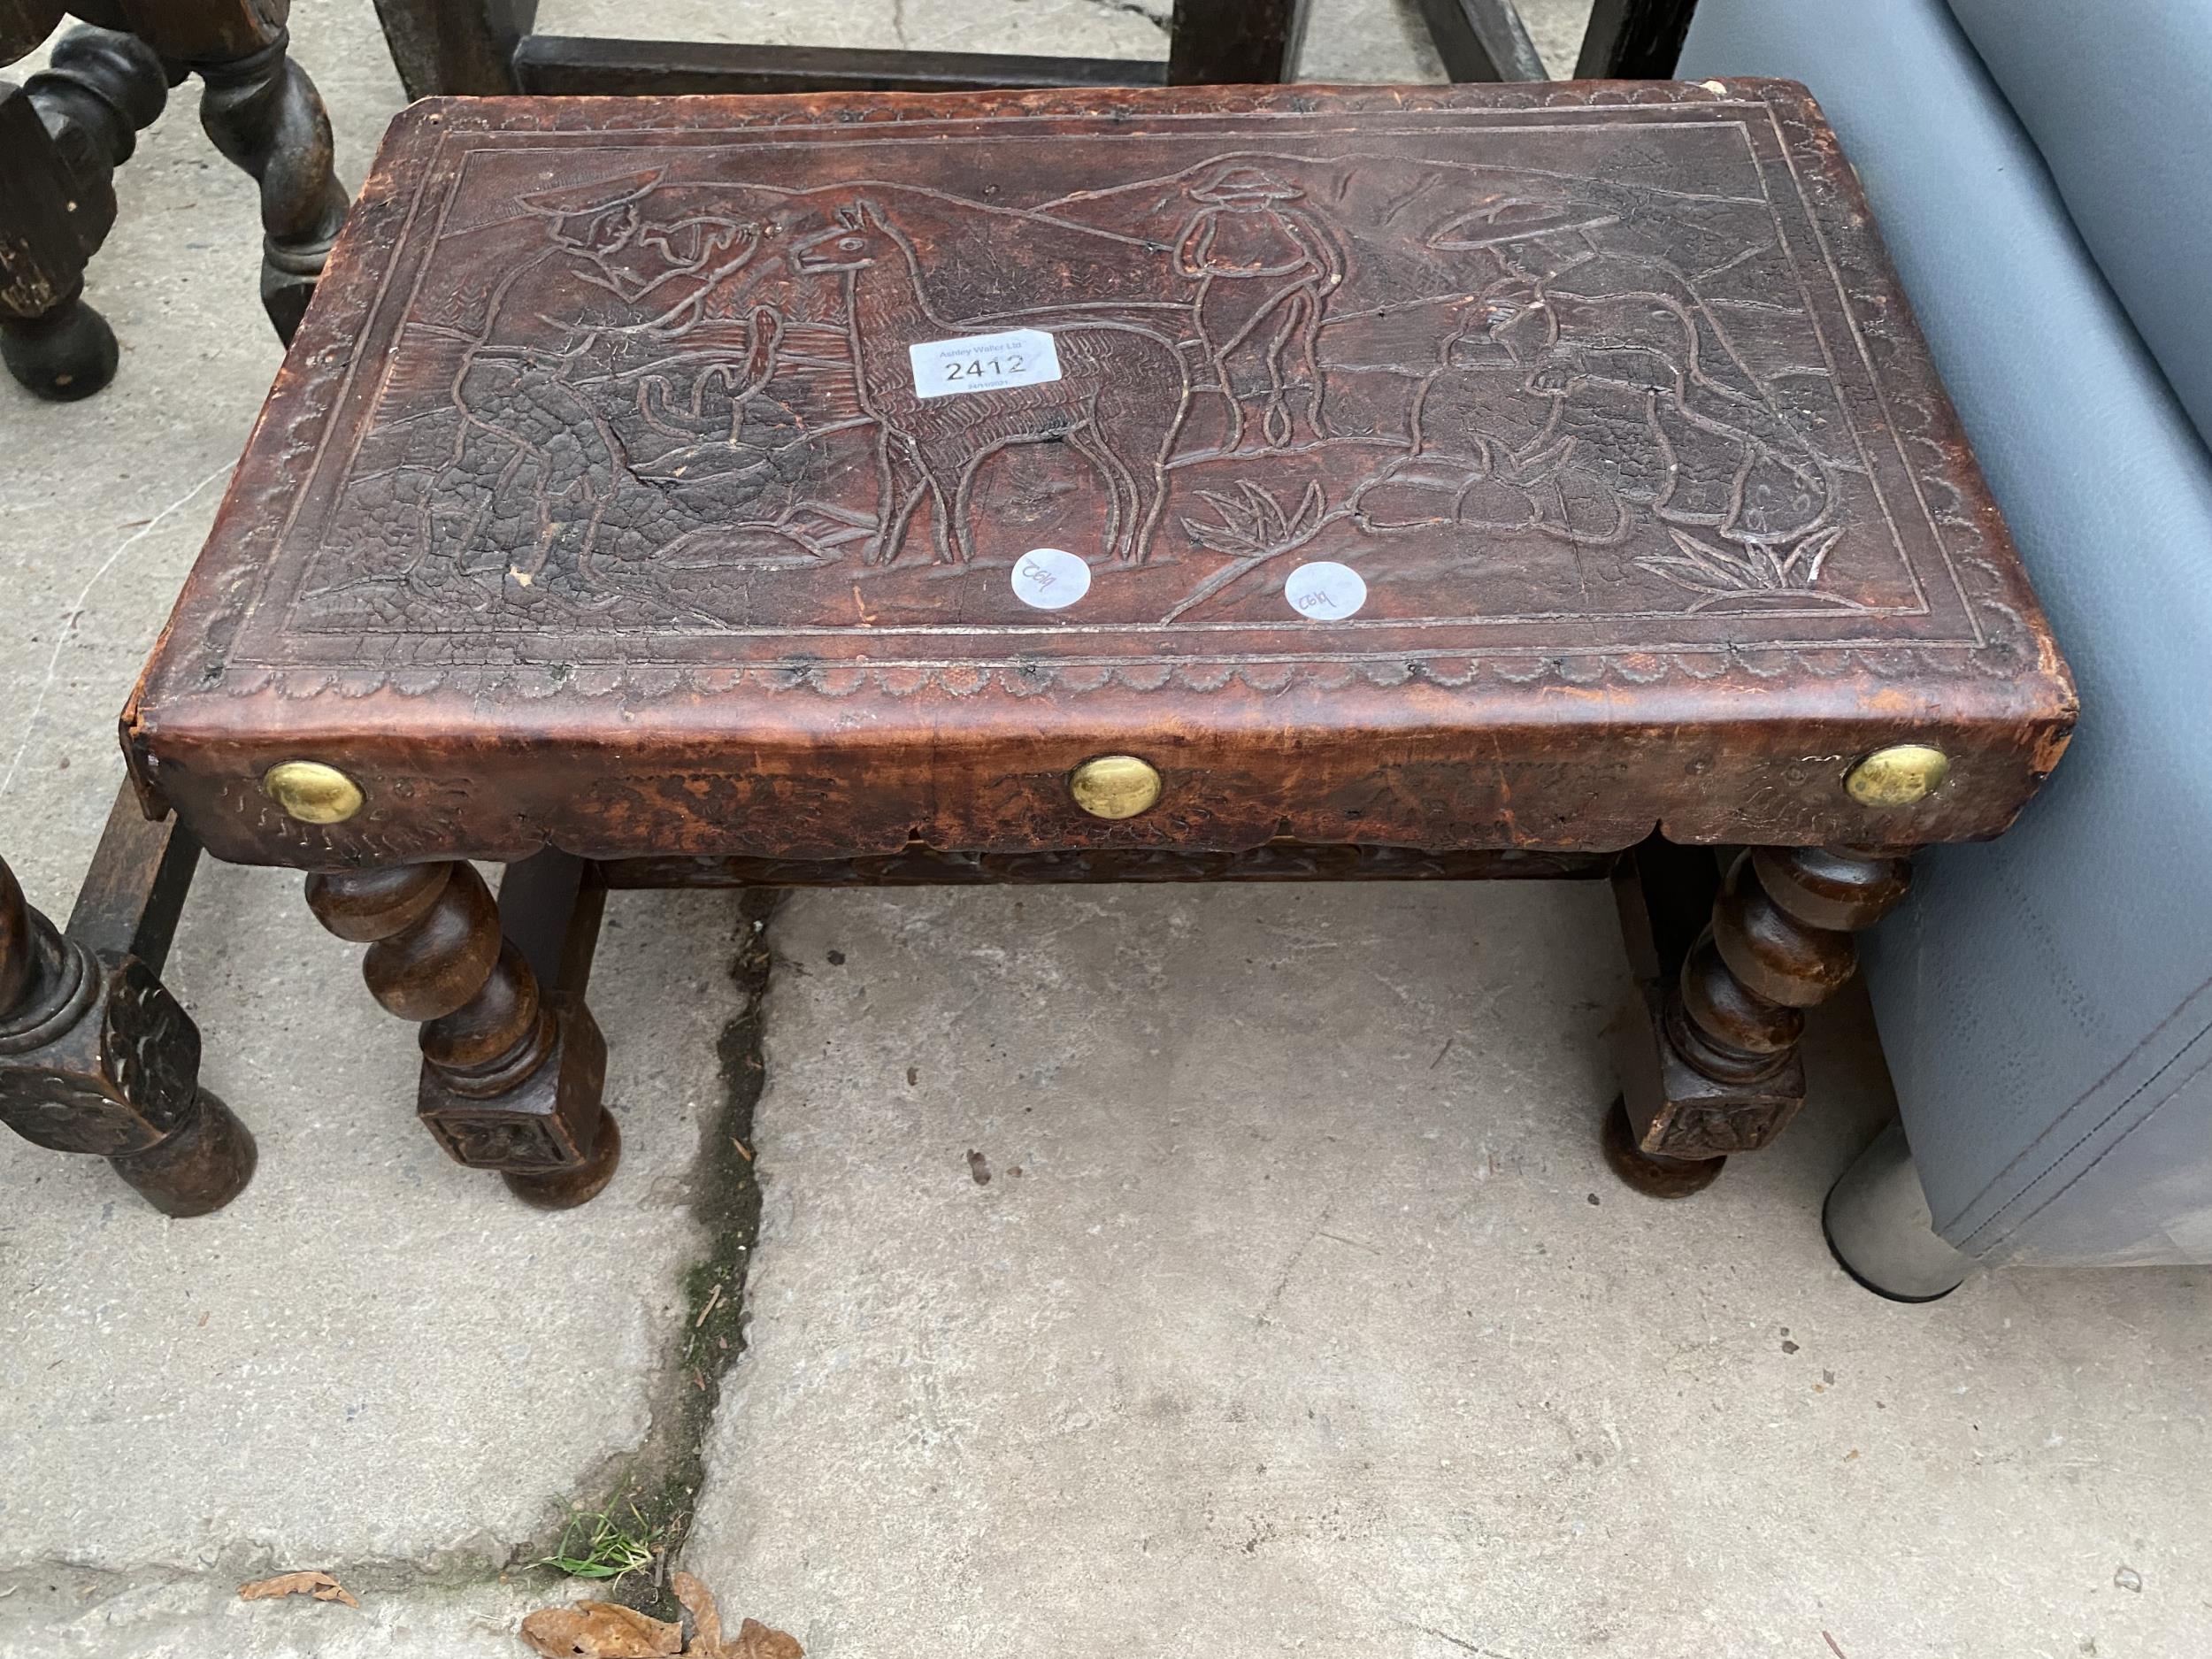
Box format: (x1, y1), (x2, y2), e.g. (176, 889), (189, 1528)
(0, 850), (255, 1217)
(1609, 844), (1913, 1197)
(190, 27), (349, 342)
(304, 862), (616, 1209)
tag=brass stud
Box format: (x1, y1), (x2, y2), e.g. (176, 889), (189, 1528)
(1846, 744), (1950, 808)
(1070, 754), (1163, 820)
(262, 760), (364, 825)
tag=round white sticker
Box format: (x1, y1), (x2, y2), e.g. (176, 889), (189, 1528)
(1010, 547), (1092, 611)
(1284, 560), (1367, 621)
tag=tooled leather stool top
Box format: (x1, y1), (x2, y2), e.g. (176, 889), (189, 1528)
(123, 82), (2073, 869)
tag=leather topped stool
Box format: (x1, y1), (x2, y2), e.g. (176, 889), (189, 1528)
(120, 82), (2075, 1207)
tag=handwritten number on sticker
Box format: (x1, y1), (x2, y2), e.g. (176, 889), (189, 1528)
(1284, 560), (1368, 621)
(1010, 547), (1091, 611)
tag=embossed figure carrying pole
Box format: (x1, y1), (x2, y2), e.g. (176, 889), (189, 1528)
(1176, 165), (1343, 450)
(0, 794), (256, 1217)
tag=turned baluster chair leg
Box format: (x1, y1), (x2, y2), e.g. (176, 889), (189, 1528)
(1167, 0), (1313, 84)
(1608, 843), (1914, 1197)
(304, 860), (617, 1210)
(0, 792), (257, 1217)
(81, 0), (350, 342)
(186, 23), (350, 343)
(0, 283), (116, 401)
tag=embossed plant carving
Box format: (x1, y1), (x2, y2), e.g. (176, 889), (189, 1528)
(1637, 525), (1850, 604)
(1180, 480), (1327, 558)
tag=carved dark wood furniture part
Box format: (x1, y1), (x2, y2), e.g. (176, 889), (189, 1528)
(302, 851), (614, 1209)
(365, 0), (1705, 104)
(123, 83), (2072, 1205)
(1417, 0), (1547, 82)
(371, 0), (1318, 101)
(1, 784), (257, 1216)
(0, 1), (347, 399)
(1576, 0), (1701, 79)
(369, 0), (1577, 100)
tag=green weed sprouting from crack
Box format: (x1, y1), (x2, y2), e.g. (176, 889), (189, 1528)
(538, 1493), (661, 1583)
(525, 889), (781, 1624)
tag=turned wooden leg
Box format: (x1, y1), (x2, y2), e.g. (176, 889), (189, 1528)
(10, 7), (349, 352)
(1575, 0), (1700, 78)
(304, 859), (616, 1209)
(1609, 841), (1913, 1197)
(0, 285), (119, 401)
(0, 26), (171, 399)
(1416, 0), (1547, 81)
(371, 0), (536, 98)
(1168, 0), (1312, 84)
(0, 803), (256, 1217)
(189, 27), (349, 343)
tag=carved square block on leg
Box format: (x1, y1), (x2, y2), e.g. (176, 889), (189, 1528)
(1615, 979), (1807, 1160)
(0, 951), (199, 1158)
(2, 923), (256, 1217)
(415, 994), (607, 1172)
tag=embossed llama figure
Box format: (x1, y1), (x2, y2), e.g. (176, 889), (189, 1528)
(791, 202), (1192, 565)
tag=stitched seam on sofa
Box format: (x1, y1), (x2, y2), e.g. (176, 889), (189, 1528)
(1944, 960), (2212, 1238)
(1959, 1010), (2212, 1253)
(1962, 1030), (2212, 1260)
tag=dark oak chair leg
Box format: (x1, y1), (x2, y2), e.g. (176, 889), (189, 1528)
(0, 25), (170, 399)
(1166, 0), (1312, 84)
(181, 19), (350, 343)
(0, 0), (68, 65)
(1574, 0), (1700, 78)
(371, 0), (534, 98)
(304, 858), (617, 1210)
(384, 0), (1317, 99)
(1416, 0), (1547, 81)
(0, 787), (256, 1217)
(1609, 842), (1912, 1197)
(4, 4), (347, 381)
(0, 283), (118, 401)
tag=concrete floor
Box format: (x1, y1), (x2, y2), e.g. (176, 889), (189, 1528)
(2, 3), (2208, 1656)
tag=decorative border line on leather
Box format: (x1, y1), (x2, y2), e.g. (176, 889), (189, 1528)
(190, 636), (2035, 707)
(155, 81), (2058, 715)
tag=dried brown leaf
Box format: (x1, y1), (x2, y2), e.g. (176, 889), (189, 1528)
(236, 1571), (360, 1609)
(672, 1572), (722, 1655)
(725, 1617), (803, 1659)
(519, 1600), (683, 1657)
